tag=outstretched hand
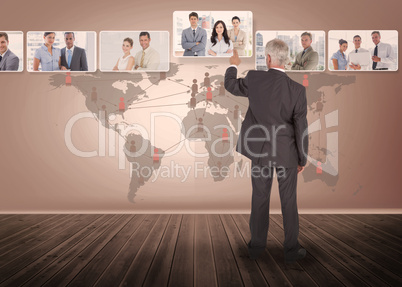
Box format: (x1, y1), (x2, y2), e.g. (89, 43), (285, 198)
(230, 49), (241, 66)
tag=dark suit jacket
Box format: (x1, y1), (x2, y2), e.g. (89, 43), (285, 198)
(60, 46), (88, 71)
(0, 49), (19, 71)
(224, 66), (308, 167)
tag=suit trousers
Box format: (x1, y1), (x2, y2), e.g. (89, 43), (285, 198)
(249, 161), (301, 257)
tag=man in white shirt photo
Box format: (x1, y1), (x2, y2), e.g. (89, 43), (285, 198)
(370, 31), (396, 71)
(348, 35), (370, 70)
(134, 32), (160, 71)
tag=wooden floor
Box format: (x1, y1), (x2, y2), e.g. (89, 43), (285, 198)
(0, 214), (401, 287)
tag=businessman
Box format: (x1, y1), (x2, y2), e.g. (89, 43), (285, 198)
(0, 32), (20, 71)
(291, 32), (319, 70)
(348, 35), (370, 70)
(181, 12), (207, 56)
(225, 39), (309, 263)
(370, 31), (396, 70)
(134, 32), (160, 70)
(61, 32), (88, 71)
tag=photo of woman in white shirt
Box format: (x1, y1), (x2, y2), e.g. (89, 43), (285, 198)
(113, 37), (135, 71)
(206, 20), (233, 57)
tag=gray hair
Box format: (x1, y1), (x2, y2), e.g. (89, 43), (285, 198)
(265, 39), (289, 66)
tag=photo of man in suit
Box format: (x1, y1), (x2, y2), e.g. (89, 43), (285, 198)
(134, 32), (160, 70)
(291, 31), (319, 70)
(224, 40), (309, 263)
(60, 32), (88, 71)
(181, 12), (207, 56)
(0, 32), (20, 71)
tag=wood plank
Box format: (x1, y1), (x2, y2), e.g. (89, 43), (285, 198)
(93, 215), (160, 287)
(271, 214), (373, 286)
(168, 214), (195, 287)
(231, 214), (293, 287)
(242, 214), (318, 287)
(1, 215), (99, 278)
(67, 215), (147, 286)
(41, 215), (133, 287)
(0, 214), (68, 253)
(0, 214), (18, 222)
(119, 215), (171, 286)
(336, 214), (402, 247)
(0, 214), (55, 240)
(207, 214), (244, 286)
(328, 214), (402, 259)
(345, 214), (402, 238)
(298, 215), (401, 286)
(220, 214), (268, 287)
(143, 214), (182, 287)
(194, 214), (217, 287)
(0, 214), (85, 272)
(387, 214), (402, 221)
(0, 214), (108, 286)
(302, 214), (402, 280)
(22, 215), (120, 287)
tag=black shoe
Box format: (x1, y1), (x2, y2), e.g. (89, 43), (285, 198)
(284, 248), (306, 264)
(247, 241), (265, 260)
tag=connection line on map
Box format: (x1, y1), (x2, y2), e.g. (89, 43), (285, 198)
(128, 103), (187, 110)
(163, 129), (203, 153)
(167, 78), (191, 88)
(99, 98), (118, 106)
(129, 91), (189, 107)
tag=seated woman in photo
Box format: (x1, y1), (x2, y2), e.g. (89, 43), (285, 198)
(113, 37), (135, 71)
(33, 32), (61, 71)
(206, 20), (233, 57)
(331, 39), (348, 70)
(228, 16), (247, 56)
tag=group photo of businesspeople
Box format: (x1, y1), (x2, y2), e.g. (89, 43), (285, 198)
(256, 30), (325, 71)
(26, 31), (96, 72)
(328, 30), (398, 71)
(0, 31), (23, 72)
(100, 31), (169, 72)
(173, 11), (253, 57)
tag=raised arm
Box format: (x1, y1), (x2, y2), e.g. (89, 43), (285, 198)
(224, 50), (248, 97)
(224, 66), (249, 97)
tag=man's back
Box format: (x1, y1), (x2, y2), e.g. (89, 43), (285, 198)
(225, 67), (308, 168)
(225, 41), (308, 263)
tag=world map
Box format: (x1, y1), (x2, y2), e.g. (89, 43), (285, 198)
(49, 64), (355, 203)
